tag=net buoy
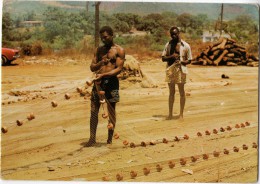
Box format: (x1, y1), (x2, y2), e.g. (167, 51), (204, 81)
(51, 101), (58, 107)
(64, 93), (71, 100)
(143, 167), (150, 175)
(130, 170), (137, 179)
(168, 161), (175, 168)
(16, 120), (23, 126)
(156, 164), (163, 172)
(1, 126), (8, 133)
(27, 113), (35, 121)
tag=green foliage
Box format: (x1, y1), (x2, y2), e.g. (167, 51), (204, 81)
(43, 7), (84, 49)
(2, 12), (14, 41)
(227, 14), (258, 43)
(3, 2), (258, 56)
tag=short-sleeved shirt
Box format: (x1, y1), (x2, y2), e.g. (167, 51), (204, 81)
(162, 39), (192, 74)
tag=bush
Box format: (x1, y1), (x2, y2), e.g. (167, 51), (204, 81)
(31, 42), (43, 55)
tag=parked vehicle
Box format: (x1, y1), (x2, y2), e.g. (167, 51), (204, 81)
(2, 48), (20, 65)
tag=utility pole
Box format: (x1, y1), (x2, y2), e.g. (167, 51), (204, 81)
(220, 3), (224, 36)
(95, 2), (101, 48)
(86, 1), (89, 13)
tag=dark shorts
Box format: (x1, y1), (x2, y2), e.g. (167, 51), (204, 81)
(91, 76), (120, 103)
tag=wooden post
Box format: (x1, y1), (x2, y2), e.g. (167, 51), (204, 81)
(95, 2), (101, 48)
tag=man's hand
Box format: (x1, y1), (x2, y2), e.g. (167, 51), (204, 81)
(172, 53), (179, 60)
(180, 60), (191, 66)
(95, 73), (103, 80)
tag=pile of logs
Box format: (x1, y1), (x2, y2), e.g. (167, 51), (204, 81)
(192, 37), (259, 67)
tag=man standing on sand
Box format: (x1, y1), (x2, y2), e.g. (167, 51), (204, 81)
(85, 26), (125, 147)
(161, 26), (192, 120)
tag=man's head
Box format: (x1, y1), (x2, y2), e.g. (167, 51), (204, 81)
(169, 26), (180, 41)
(100, 26), (114, 46)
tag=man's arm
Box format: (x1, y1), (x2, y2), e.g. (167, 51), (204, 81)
(162, 54), (179, 62)
(96, 47), (125, 79)
(90, 47), (108, 72)
(161, 42), (179, 62)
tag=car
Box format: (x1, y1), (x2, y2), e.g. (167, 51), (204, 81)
(2, 48), (20, 65)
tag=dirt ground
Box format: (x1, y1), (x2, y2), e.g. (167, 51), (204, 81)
(1, 55), (258, 183)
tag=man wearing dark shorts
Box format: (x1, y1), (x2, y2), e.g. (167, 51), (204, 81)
(86, 26), (125, 147)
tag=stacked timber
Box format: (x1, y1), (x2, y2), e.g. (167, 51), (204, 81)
(192, 37), (259, 67)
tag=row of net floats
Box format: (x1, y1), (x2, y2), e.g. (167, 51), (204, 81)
(102, 142), (258, 181)
(115, 121), (251, 148)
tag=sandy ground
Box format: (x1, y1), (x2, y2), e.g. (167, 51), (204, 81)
(1, 56), (258, 182)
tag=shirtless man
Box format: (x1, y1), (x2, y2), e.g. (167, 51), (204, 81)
(85, 26), (125, 147)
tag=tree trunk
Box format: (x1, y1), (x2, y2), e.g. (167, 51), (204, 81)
(95, 2), (101, 48)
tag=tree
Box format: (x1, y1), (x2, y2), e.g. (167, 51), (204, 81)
(43, 7), (84, 48)
(176, 13), (193, 32)
(2, 12), (13, 41)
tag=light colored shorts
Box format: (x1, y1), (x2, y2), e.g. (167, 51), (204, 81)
(165, 63), (186, 84)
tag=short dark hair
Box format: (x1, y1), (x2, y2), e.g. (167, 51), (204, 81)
(99, 26), (113, 36)
(169, 26), (179, 33)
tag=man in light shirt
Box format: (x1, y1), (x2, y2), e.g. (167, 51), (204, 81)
(162, 26), (192, 120)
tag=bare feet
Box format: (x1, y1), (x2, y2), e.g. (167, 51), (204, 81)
(85, 139), (96, 147)
(165, 115), (173, 120)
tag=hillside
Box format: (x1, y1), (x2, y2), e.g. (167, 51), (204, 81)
(3, 0), (259, 21)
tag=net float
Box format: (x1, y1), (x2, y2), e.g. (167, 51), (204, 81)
(183, 134), (189, 140)
(86, 80), (93, 86)
(223, 149), (229, 154)
(130, 142), (136, 148)
(123, 140), (129, 146)
(27, 113), (35, 121)
(213, 151), (220, 157)
(245, 122), (250, 126)
(149, 140), (156, 145)
(203, 154), (209, 160)
(76, 87), (82, 93)
(168, 161), (175, 168)
(226, 126), (232, 131)
(51, 101), (58, 107)
(197, 132), (202, 137)
(252, 142), (258, 148)
(205, 130), (211, 135)
(102, 176), (109, 181)
(116, 173), (123, 181)
(220, 127), (225, 132)
(113, 133), (119, 139)
(1, 126), (8, 133)
(233, 146), (239, 152)
(16, 120), (23, 126)
(100, 99), (106, 104)
(240, 123), (245, 128)
(191, 156), (198, 162)
(162, 138), (168, 143)
(99, 91), (105, 95)
(141, 141), (147, 147)
(174, 136), (180, 141)
(107, 123), (114, 130)
(180, 158), (187, 166)
(213, 129), (218, 134)
(242, 144), (248, 150)
(130, 170), (137, 179)
(143, 167), (150, 175)
(156, 164), (163, 172)
(64, 93), (71, 100)
(235, 124), (240, 128)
